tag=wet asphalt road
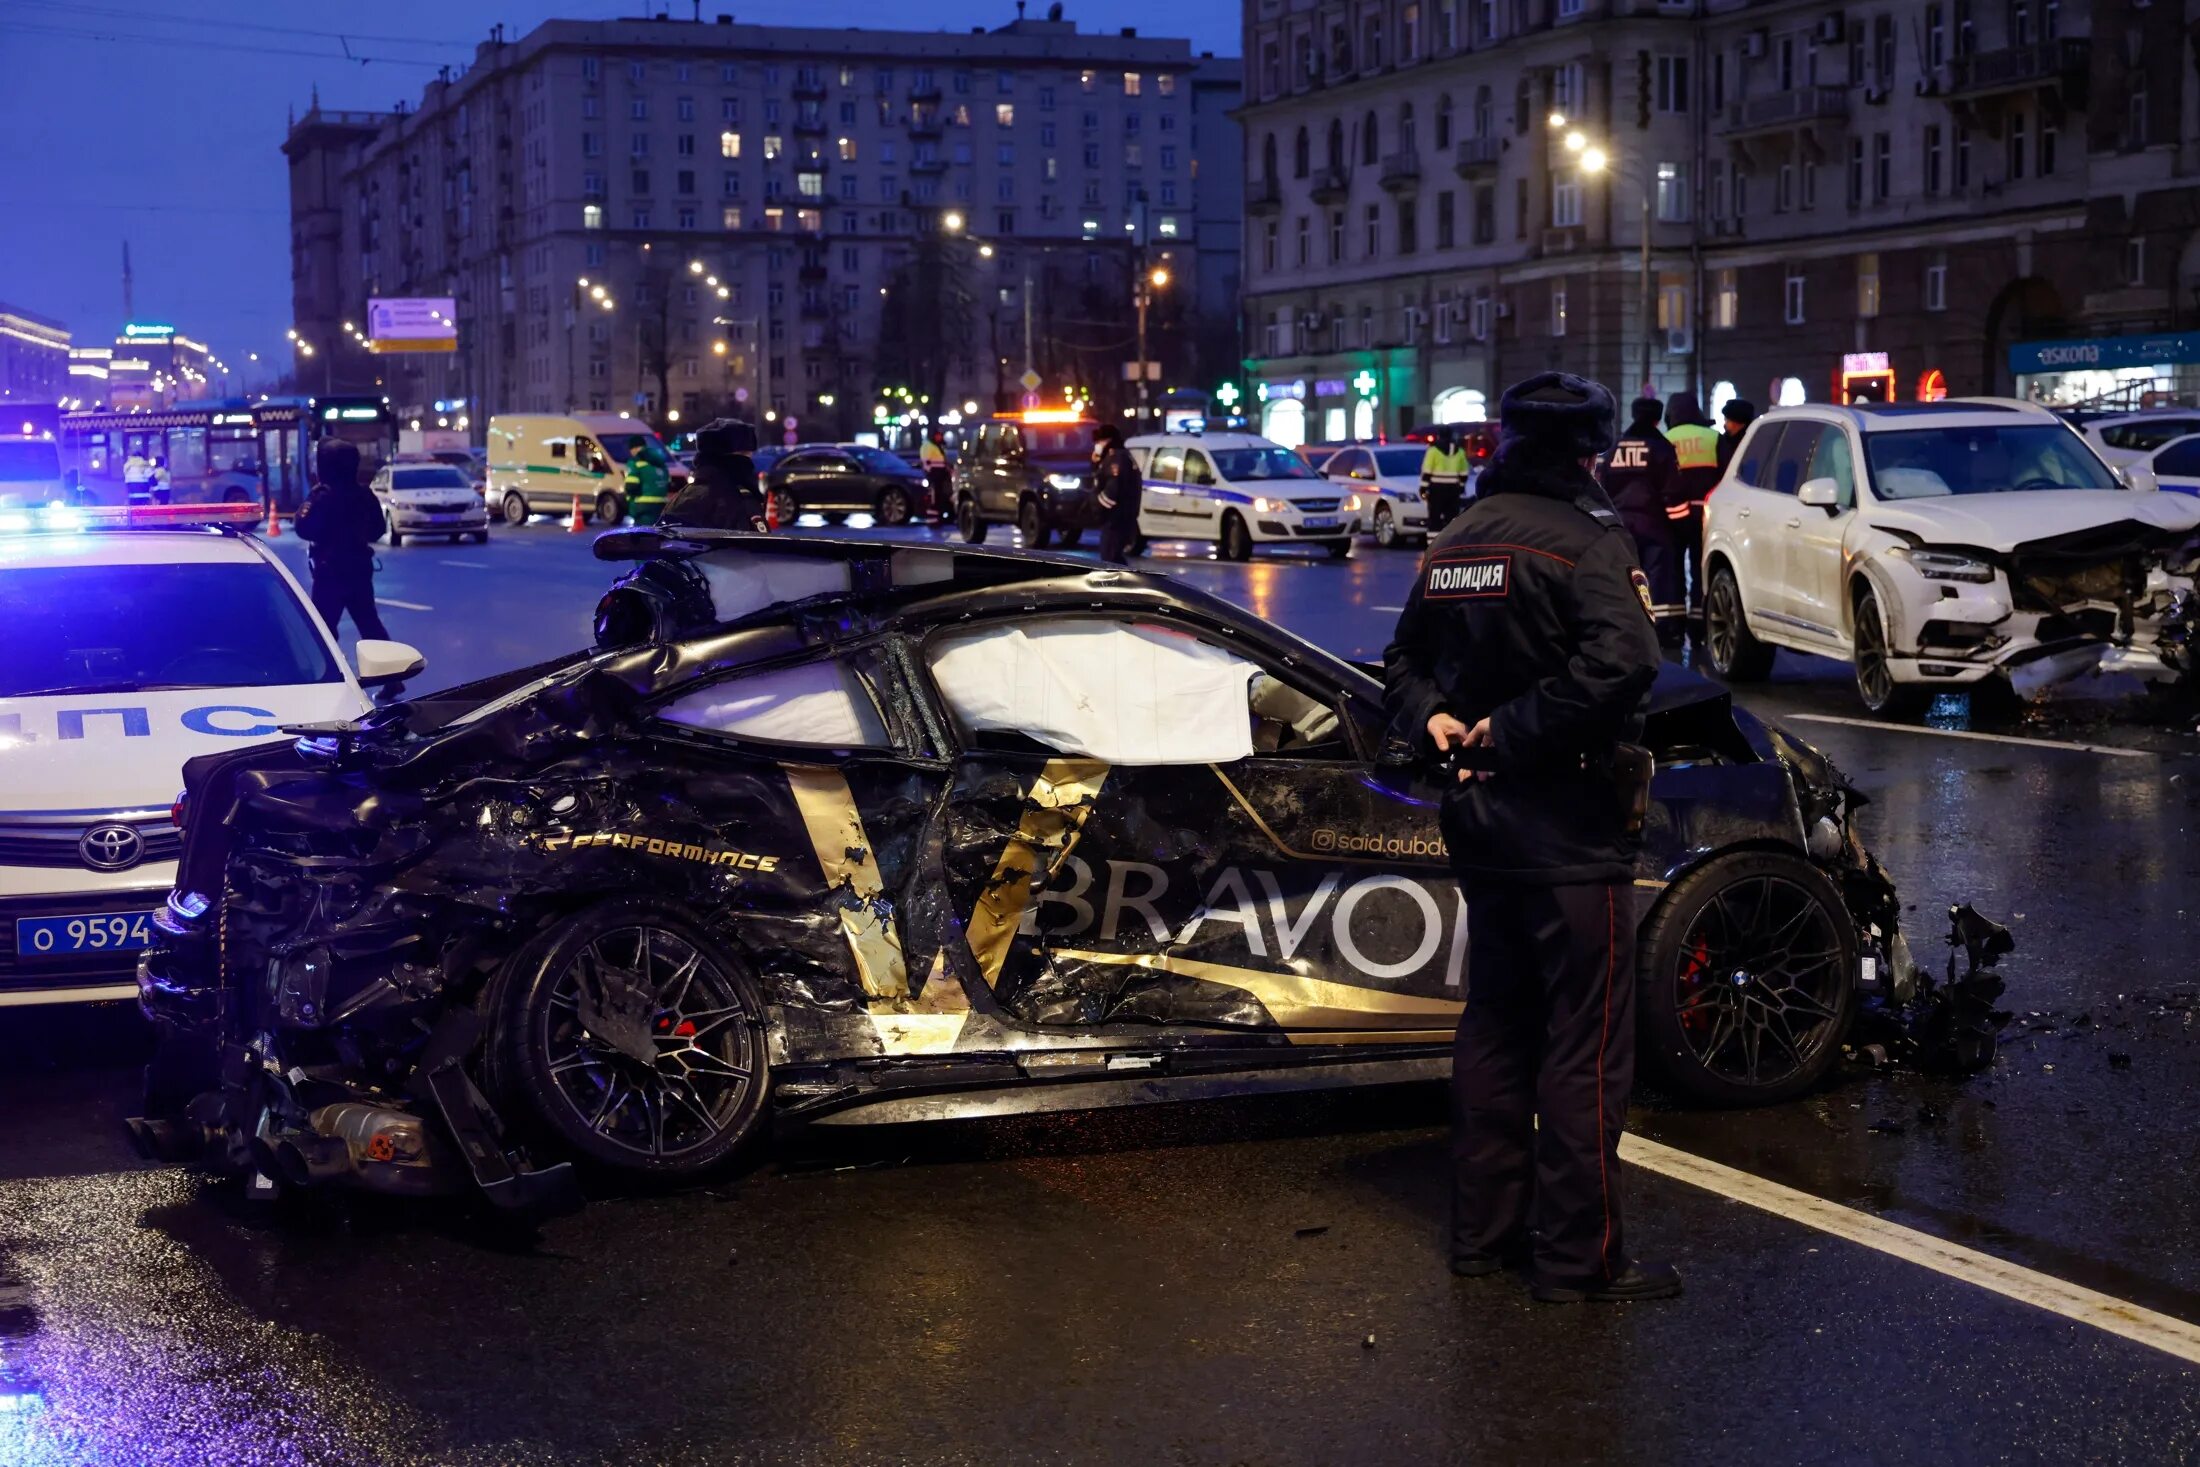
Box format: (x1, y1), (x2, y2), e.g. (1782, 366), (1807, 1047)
(6, 520), (2200, 1464)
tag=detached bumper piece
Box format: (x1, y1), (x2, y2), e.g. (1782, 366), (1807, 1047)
(1856, 904), (2013, 1073)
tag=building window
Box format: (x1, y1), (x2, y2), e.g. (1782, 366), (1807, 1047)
(676, 169), (695, 194)
(582, 131), (602, 156)
(1926, 4), (1946, 68)
(1655, 162), (1688, 221)
(1857, 253), (1881, 317)
(583, 203), (604, 229)
(1435, 190), (1456, 248)
(2125, 237), (2147, 287)
(1776, 163), (1795, 214)
(1263, 220), (1279, 272)
(1123, 71), (1142, 96)
(1330, 209), (1345, 261)
(631, 97), (649, 121)
(997, 103), (1014, 126)
(1924, 125), (1943, 194)
(1657, 278), (1690, 354)
(1955, 126), (1971, 190)
(2008, 112), (2028, 181)
(1713, 267), (1737, 329)
(678, 206), (698, 229)
(1784, 270), (1805, 325)
(1550, 285), (1567, 337)
(720, 131), (740, 159)
(1401, 2), (1421, 62)
(1473, 184), (1494, 244)
(1655, 55), (1689, 112)
(722, 205), (743, 229)
(1847, 138), (1863, 206)
(1873, 132), (1890, 199)
(582, 56), (600, 82)
(1296, 216), (1310, 265)
(1364, 202), (1381, 256)
(1469, 293), (1491, 340)
(1710, 161), (1730, 218)
(1551, 177), (1582, 227)
(1801, 160), (1818, 209)
(1398, 197), (1418, 253)
(1924, 258), (1947, 312)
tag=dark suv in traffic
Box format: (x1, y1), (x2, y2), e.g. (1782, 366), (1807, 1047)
(952, 415), (1106, 548)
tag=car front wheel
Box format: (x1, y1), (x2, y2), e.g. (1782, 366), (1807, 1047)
(487, 901), (770, 1178)
(1372, 503), (1398, 548)
(385, 515), (405, 548)
(501, 492), (529, 526)
(1853, 584), (1925, 718)
(877, 485), (912, 526)
(1218, 512), (1253, 562)
(1640, 851), (1858, 1106)
(1019, 498), (1054, 549)
(957, 495), (988, 544)
(595, 491), (625, 527)
(1703, 562), (1775, 681)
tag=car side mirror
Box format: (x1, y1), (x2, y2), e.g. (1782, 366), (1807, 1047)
(1797, 476), (1841, 510)
(354, 638), (426, 687)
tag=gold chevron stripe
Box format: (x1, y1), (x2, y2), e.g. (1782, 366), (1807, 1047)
(965, 757), (1110, 987)
(783, 764), (908, 1001)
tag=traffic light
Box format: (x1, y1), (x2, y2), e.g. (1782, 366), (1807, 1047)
(1637, 51), (1651, 129)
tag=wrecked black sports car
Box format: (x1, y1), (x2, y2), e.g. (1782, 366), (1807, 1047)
(136, 533), (2008, 1213)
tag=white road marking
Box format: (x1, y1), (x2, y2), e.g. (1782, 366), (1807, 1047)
(438, 560), (489, 569)
(1624, 1133), (2200, 1367)
(378, 598), (434, 612)
(1782, 712), (2150, 759)
(1372, 604), (1407, 612)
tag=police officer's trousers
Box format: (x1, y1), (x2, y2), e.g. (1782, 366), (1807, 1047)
(311, 565), (390, 642)
(1624, 517), (1687, 641)
(1424, 479), (1465, 534)
(1451, 880), (1637, 1286)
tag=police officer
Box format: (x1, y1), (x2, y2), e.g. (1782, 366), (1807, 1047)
(294, 439), (390, 641)
(662, 418), (765, 530)
(1092, 423), (1141, 565)
(919, 427), (951, 523)
(1661, 391), (1721, 622)
(1384, 371), (1679, 1303)
(1716, 397), (1757, 476)
(1597, 395), (1686, 644)
(1420, 424), (1472, 533)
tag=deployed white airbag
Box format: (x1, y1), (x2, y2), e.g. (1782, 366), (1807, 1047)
(929, 621), (1256, 764)
(695, 551), (852, 622)
(659, 658), (886, 747)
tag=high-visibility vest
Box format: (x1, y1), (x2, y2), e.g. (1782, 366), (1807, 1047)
(1668, 422), (1719, 472)
(920, 441), (947, 467)
(1421, 444), (1470, 481)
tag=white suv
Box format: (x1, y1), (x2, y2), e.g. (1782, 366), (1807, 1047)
(1701, 400), (2200, 715)
(1126, 432), (1364, 560)
(0, 509), (423, 1003)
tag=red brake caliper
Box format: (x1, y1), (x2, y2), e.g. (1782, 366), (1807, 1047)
(1679, 935), (1712, 1034)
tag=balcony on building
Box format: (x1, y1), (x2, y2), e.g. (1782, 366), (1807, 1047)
(1248, 174), (1283, 214)
(792, 78), (828, 102)
(909, 80), (943, 104)
(907, 110), (944, 139)
(793, 114), (829, 136)
(910, 155), (947, 174)
(1308, 165), (1349, 205)
(799, 261), (829, 283)
(1453, 136), (1501, 177)
(1379, 150), (1421, 193)
(1947, 38), (2091, 101)
(1720, 86), (1849, 138)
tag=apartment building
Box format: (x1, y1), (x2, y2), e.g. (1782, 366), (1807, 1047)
(1239, 0), (2200, 444)
(0, 303), (70, 407)
(285, 10), (1240, 436)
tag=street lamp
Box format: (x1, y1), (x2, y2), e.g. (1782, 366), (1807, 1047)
(1133, 264), (1170, 424)
(1550, 114), (1651, 390)
(567, 276), (617, 411)
(942, 211), (965, 234)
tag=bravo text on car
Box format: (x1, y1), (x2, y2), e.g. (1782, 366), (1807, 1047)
(137, 533), (2005, 1213)
(0, 505), (424, 1005)
(1700, 399), (2200, 715)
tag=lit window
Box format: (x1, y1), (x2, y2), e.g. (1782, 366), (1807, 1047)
(765, 207), (786, 231)
(997, 103), (1015, 126)
(1123, 72), (1142, 95)
(1080, 69), (1096, 92)
(583, 203), (604, 229)
(764, 135), (783, 160)
(1857, 252), (1881, 318)
(798, 208), (822, 232)
(1157, 73), (1176, 96)
(1158, 216), (1179, 236)
(720, 131), (741, 158)
(838, 136), (857, 161)
(723, 205), (744, 229)
(1550, 286), (1567, 337)
(1784, 272), (1805, 325)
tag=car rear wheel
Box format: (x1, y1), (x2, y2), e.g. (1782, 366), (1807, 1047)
(1219, 512), (1253, 562)
(1853, 585), (1926, 718)
(501, 491), (529, 526)
(1373, 503), (1398, 548)
(957, 495), (988, 544)
(766, 487), (799, 527)
(877, 485), (912, 526)
(1704, 562), (1775, 682)
(1640, 851), (1858, 1106)
(488, 901), (770, 1178)
(594, 491), (625, 527)
(1019, 497), (1054, 549)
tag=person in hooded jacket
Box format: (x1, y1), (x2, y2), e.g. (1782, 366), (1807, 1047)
(1716, 397), (1757, 476)
(1597, 395), (1685, 643)
(1661, 391), (1722, 622)
(1384, 371), (1679, 1304)
(294, 438), (390, 641)
(661, 418), (765, 530)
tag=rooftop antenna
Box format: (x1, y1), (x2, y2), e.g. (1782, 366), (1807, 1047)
(1016, 1), (1027, 17)
(122, 240), (134, 323)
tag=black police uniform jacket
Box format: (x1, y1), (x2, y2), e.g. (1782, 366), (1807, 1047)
(1383, 448), (1662, 885)
(294, 479), (384, 573)
(1595, 426), (1682, 544)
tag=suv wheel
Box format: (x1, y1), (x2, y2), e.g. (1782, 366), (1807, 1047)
(1019, 498), (1055, 549)
(501, 491), (529, 526)
(1853, 584), (1926, 718)
(877, 485), (912, 526)
(957, 495), (988, 545)
(1704, 562), (1775, 681)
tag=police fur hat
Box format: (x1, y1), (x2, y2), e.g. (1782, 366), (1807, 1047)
(1497, 372), (1618, 460)
(697, 417), (759, 458)
(1722, 397), (1758, 428)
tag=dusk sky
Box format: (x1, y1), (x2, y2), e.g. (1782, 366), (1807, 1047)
(0, 1), (1239, 391)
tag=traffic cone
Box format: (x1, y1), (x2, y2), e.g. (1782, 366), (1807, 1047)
(264, 500), (281, 537)
(567, 494), (585, 533)
(764, 491), (780, 533)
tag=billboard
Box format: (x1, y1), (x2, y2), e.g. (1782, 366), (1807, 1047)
(366, 297), (457, 354)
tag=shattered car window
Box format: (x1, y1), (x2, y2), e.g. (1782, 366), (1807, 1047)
(0, 563), (340, 696)
(1866, 425), (2118, 499)
(929, 619), (1258, 764)
(658, 657), (892, 749)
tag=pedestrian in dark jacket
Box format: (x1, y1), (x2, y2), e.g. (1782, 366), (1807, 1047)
(1715, 397), (1757, 476)
(1383, 370), (1676, 1304)
(1092, 424), (1142, 565)
(662, 418), (765, 530)
(294, 439), (389, 641)
(1597, 395), (1685, 642)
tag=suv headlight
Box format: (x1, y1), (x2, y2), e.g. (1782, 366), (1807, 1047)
(1046, 472), (1083, 491)
(1893, 546), (1996, 583)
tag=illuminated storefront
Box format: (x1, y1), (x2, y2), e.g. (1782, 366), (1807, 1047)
(1836, 352), (1895, 405)
(2010, 330), (2200, 408)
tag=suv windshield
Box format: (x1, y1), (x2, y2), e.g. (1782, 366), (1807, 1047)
(0, 441), (61, 482)
(1865, 425), (2118, 499)
(391, 466), (475, 490)
(0, 562), (341, 696)
(1211, 447), (1317, 481)
(1023, 425), (1097, 457)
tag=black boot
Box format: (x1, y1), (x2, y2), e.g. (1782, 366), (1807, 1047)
(1531, 1262), (1684, 1303)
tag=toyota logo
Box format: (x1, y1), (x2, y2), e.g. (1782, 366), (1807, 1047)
(78, 824), (145, 872)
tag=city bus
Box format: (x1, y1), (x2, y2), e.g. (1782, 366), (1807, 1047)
(60, 395), (397, 511)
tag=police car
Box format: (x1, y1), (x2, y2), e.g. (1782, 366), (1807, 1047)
(0, 504), (424, 1004)
(1126, 432), (1364, 560)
